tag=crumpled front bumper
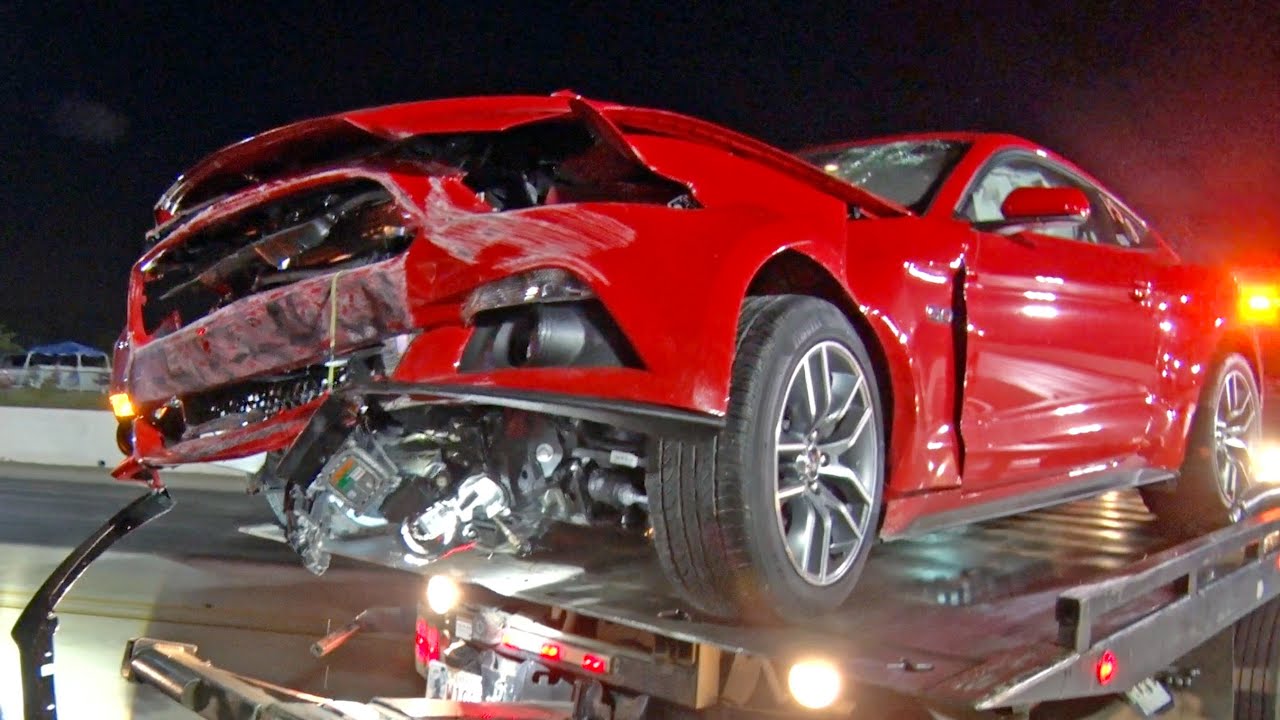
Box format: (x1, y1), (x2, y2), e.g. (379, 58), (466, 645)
(128, 254), (413, 406)
(114, 250), (414, 481)
(115, 168), (737, 482)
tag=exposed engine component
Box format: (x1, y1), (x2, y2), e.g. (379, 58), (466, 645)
(402, 474), (510, 549)
(587, 469), (648, 509)
(320, 445), (404, 516)
(398, 412), (579, 557)
(277, 404), (652, 576)
(287, 434), (411, 575)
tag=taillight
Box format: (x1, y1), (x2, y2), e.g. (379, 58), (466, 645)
(501, 624), (611, 674)
(416, 619), (441, 664)
(787, 659), (842, 710)
(582, 654), (608, 674)
(425, 575), (461, 615)
(539, 643), (562, 660)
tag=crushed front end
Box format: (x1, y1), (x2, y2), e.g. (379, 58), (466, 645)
(112, 98), (710, 573)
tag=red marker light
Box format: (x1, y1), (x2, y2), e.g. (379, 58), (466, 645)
(1095, 650), (1117, 686)
(582, 654), (608, 674)
(539, 643), (562, 660)
(415, 620), (441, 663)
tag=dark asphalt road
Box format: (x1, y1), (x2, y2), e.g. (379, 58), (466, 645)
(0, 471), (296, 563)
(0, 468), (430, 717)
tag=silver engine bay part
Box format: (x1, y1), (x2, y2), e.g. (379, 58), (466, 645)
(271, 401), (651, 575)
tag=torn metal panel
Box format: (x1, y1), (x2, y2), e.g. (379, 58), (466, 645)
(416, 177), (639, 267)
(133, 397), (329, 469)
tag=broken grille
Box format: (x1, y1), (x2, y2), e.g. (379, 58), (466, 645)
(178, 364), (349, 439)
(141, 179), (413, 336)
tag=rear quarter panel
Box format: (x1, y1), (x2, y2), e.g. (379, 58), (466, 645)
(1148, 259), (1258, 468)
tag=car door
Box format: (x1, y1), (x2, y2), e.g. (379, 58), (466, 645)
(958, 153), (1163, 489)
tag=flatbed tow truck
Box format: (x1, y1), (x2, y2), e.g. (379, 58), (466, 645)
(15, 481), (1280, 719)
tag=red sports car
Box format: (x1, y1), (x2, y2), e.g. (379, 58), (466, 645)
(110, 92), (1261, 622)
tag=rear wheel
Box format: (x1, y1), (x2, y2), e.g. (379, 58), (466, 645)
(646, 295), (885, 622)
(1142, 353), (1261, 538)
(1235, 596), (1280, 719)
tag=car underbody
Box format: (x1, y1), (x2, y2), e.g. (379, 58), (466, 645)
(260, 380), (659, 577)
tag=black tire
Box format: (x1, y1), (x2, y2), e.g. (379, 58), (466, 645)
(1142, 353), (1260, 538)
(646, 295), (885, 622)
(1235, 596), (1280, 719)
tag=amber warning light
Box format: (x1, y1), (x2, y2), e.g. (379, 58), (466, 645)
(1239, 282), (1280, 325)
(109, 393), (135, 419)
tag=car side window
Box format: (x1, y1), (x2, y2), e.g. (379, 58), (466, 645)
(1097, 195), (1153, 249)
(958, 158), (1091, 242)
(960, 156), (1152, 249)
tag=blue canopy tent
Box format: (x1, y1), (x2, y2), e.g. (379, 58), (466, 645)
(24, 341), (109, 360)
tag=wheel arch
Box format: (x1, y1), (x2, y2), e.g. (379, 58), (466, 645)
(1217, 327), (1264, 388)
(743, 249), (915, 480)
(1155, 324), (1264, 472)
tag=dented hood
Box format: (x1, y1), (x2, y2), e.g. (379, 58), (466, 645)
(154, 95), (587, 220)
(156, 93), (909, 222)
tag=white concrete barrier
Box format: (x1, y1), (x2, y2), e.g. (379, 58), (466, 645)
(0, 407), (246, 477)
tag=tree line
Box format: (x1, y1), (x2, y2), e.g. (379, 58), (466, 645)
(0, 323), (19, 355)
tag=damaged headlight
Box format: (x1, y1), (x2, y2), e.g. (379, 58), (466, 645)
(461, 268), (595, 323)
(459, 268), (639, 371)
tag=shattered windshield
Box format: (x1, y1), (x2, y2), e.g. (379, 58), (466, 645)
(797, 140), (969, 213)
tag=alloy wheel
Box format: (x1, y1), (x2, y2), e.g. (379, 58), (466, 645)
(773, 341), (877, 586)
(1214, 367), (1260, 504)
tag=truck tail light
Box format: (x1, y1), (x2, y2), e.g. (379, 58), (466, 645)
(416, 619), (441, 663)
(501, 624), (610, 674)
(539, 643), (562, 660)
(788, 658), (842, 710)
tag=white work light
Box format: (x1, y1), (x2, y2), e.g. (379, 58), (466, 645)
(425, 575), (461, 615)
(787, 658), (842, 710)
(1253, 442), (1280, 485)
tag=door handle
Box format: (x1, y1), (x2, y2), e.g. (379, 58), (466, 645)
(1130, 281), (1152, 302)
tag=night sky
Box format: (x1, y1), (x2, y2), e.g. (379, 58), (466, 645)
(1, 1), (1276, 349)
